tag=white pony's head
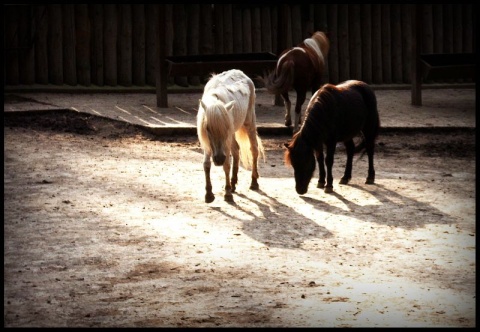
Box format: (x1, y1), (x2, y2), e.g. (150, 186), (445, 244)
(197, 99), (235, 166)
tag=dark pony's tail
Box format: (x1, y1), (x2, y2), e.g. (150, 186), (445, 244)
(354, 82), (381, 159)
(263, 60), (294, 95)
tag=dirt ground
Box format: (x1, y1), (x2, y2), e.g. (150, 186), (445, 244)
(3, 112), (476, 327)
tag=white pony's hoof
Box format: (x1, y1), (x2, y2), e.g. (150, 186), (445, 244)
(205, 193), (215, 203)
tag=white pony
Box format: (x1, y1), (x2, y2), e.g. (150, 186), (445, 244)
(197, 69), (265, 203)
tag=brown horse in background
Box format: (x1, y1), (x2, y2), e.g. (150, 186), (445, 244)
(264, 31), (330, 133)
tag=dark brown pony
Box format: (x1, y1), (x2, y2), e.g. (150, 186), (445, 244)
(284, 80), (380, 195)
(264, 31), (330, 132)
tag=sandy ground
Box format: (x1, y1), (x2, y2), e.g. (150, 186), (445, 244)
(3, 113), (476, 327)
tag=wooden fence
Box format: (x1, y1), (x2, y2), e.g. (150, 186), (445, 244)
(3, 4), (476, 88)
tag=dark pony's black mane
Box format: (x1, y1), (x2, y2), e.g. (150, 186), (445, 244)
(298, 83), (342, 145)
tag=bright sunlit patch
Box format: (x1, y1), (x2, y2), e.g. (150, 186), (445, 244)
(175, 106), (192, 114)
(89, 108), (102, 116)
(165, 116), (188, 125)
(115, 106), (131, 114)
(149, 116), (167, 125)
(142, 105), (160, 114)
(134, 116), (152, 125)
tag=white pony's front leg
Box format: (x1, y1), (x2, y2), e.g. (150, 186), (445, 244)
(203, 152), (215, 203)
(230, 137), (240, 193)
(223, 152), (234, 202)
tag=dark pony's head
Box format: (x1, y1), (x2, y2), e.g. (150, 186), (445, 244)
(284, 132), (316, 195)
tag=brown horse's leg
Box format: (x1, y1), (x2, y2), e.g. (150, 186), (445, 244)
(315, 148), (326, 189)
(293, 89), (307, 133)
(324, 141), (336, 193)
(282, 92), (292, 127)
(203, 152), (215, 203)
(340, 139), (355, 185)
(231, 137), (240, 192)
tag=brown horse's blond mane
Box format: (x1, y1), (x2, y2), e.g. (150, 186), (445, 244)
(310, 31), (330, 59)
(302, 31), (330, 71)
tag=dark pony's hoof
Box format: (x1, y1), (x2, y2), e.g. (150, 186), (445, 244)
(317, 182), (325, 189)
(339, 177), (350, 185)
(250, 182), (259, 190)
(224, 193), (234, 202)
(205, 193), (215, 203)
(365, 178), (375, 185)
(324, 186), (334, 194)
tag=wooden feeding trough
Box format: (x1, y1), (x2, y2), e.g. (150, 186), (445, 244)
(157, 52), (278, 107)
(412, 52), (475, 106)
(166, 52), (278, 77)
(411, 5), (475, 106)
(419, 53), (475, 81)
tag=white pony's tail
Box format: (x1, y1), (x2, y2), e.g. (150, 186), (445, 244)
(235, 126), (265, 170)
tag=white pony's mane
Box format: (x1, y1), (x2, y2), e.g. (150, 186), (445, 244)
(197, 97), (234, 156)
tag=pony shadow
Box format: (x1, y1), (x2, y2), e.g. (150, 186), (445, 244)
(231, 189), (333, 249)
(300, 183), (456, 229)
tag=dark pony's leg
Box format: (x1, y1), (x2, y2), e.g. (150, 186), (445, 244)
(365, 136), (375, 184)
(230, 137), (240, 192)
(203, 151), (215, 203)
(324, 140), (336, 193)
(282, 92), (292, 127)
(293, 89), (307, 133)
(315, 147), (326, 189)
(340, 139), (355, 185)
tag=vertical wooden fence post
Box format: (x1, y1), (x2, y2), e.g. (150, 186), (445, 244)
(273, 4), (289, 106)
(411, 4), (422, 106)
(156, 4), (168, 107)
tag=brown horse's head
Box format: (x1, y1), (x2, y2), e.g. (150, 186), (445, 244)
(284, 133), (316, 195)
